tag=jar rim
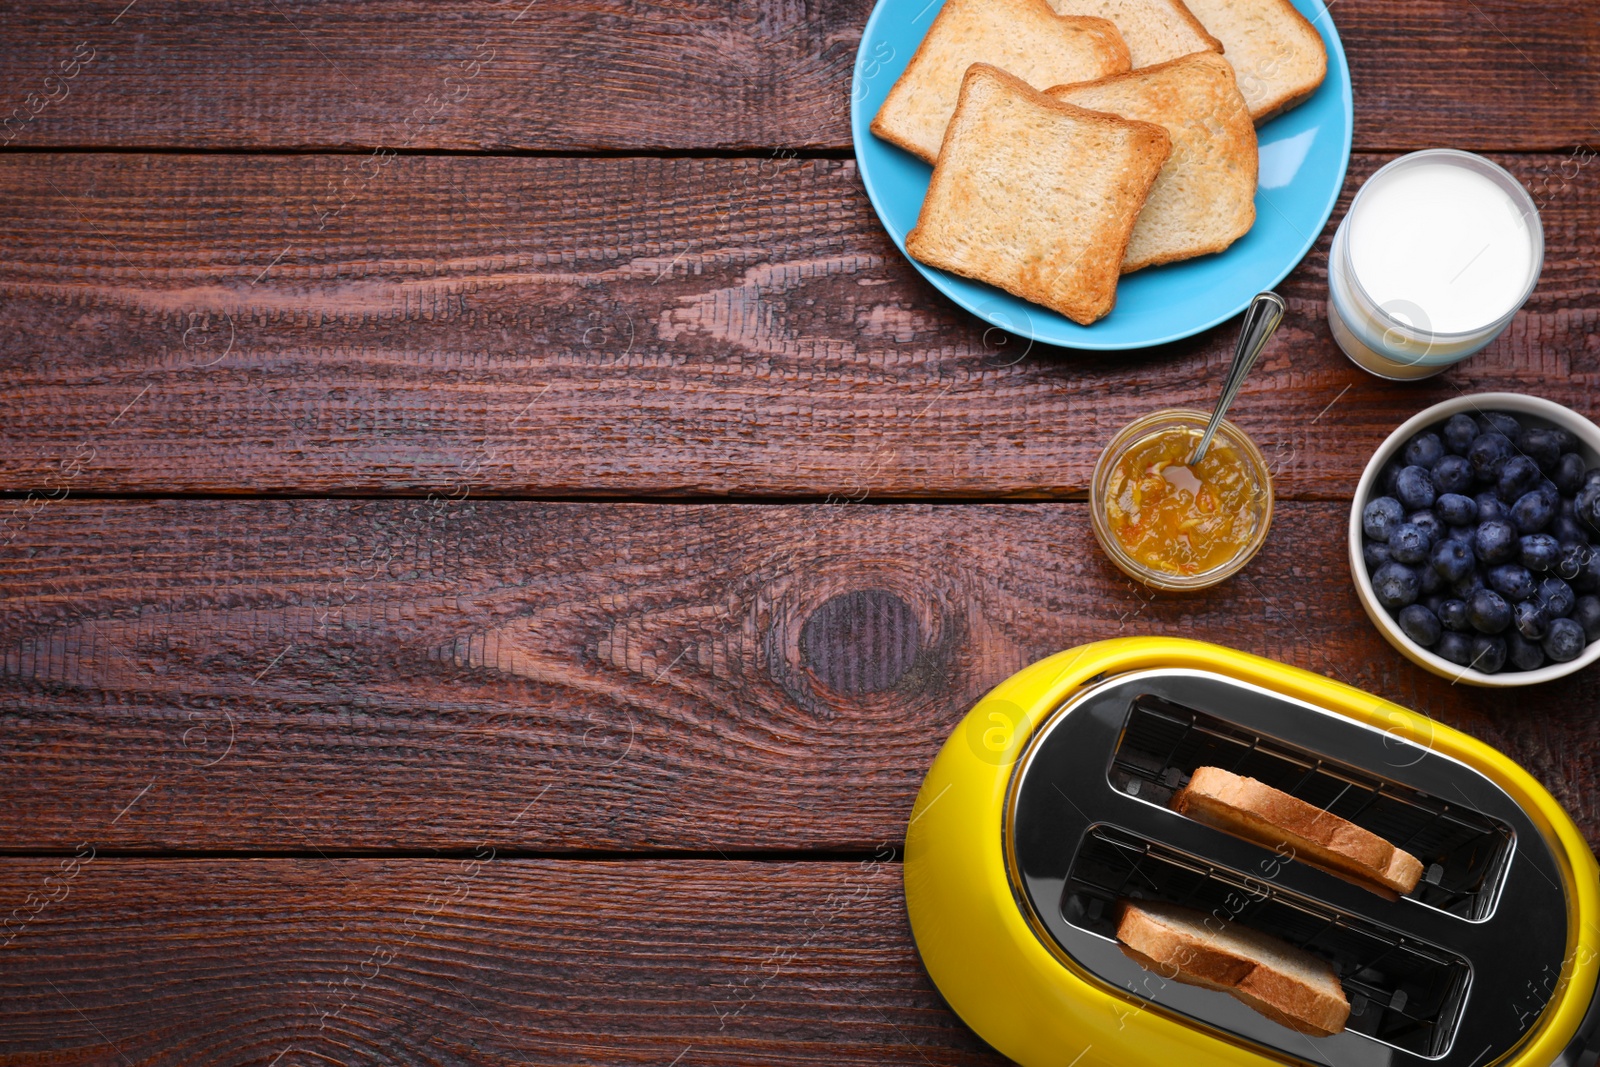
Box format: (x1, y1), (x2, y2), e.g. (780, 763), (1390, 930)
(1089, 409), (1275, 592)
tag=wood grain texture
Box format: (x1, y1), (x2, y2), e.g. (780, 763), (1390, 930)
(1, 0), (1596, 151)
(2, 152), (1598, 500)
(0, 0), (860, 153)
(3, 500), (1596, 853)
(0, 857), (1008, 1065)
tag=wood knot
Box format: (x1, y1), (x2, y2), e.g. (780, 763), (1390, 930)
(799, 589), (920, 694)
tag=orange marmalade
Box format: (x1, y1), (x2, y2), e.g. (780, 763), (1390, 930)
(1103, 426), (1262, 576)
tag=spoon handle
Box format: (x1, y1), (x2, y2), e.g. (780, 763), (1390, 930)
(1188, 291), (1287, 467)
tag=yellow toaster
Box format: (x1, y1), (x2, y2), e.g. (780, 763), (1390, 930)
(904, 637), (1600, 1067)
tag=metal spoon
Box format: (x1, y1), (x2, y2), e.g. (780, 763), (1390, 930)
(1188, 291), (1286, 466)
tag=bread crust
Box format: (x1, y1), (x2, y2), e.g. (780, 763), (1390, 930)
(1116, 900), (1351, 1037)
(1172, 766), (1425, 895)
(869, 0), (1131, 164)
(905, 63), (1171, 324)
(1047, 50), (1257, 272)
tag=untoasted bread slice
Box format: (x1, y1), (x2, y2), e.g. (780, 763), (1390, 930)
(1180, 0), (1326, 122)
(870, 0), (1131, 163)
(1173, 766), (1425, 896)
(1048, 51), (1256, 272)
(1117, 900), (1350, 1037)
(1047, 0), (1221, 68)
(906, 64), (1170, 325)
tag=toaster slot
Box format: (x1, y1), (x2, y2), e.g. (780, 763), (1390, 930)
(1062, 826), (1472, 1059)
(1109, 696), (1513, 919)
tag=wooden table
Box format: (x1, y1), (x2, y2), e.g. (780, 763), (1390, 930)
(1, 2), (1597, 1063)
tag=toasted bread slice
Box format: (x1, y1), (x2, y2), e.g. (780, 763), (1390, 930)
(1180, 0), (1326, 122)
(906, 64), (1170, 325)
(1048, 52), (1256, 272)
(1173, 766), (1425, 896)
(1117, 900), (1350, 1037)
(1047, 0), (1221, 68)
(870, 0), (1131, 164)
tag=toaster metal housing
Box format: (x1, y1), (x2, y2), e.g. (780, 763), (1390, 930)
(904, 638), (1600, 1067)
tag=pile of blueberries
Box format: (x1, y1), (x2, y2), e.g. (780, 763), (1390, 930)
(1361, 410), (1600, 674)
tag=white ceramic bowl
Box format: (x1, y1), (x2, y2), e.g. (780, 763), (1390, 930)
(1349, 392), (1600, 686)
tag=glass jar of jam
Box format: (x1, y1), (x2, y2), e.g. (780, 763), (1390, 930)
(1089, 409), (1274, 591)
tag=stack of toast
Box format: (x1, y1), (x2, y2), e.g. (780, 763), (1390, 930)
(1112, 766), (1425, 1038)
(872, 0), (1326, 324)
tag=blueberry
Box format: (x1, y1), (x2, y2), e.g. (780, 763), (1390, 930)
(1468, 432), (1515, 481)
(1436, 631), (1475, 666)
(1514, 600), (1550, 640)
(1422, 593), (1448, 615)
(1442, 413), (1479, 455)
(1470, 635), (1508, 673)
(1438, 599), (1471, 632)
(1544, 617), (1587, 663)
(1558, 543), (1595, 588)
(1363, 540), (1394, 570)
(1447, 525), (1477, 545)
(1468, 589), (1513, 634)
(1408, 510), (1445, 545)
(1507, 632), (1546, 671)
(1520, 533), (1562, 571)
(1574, 595), (1600, 641)
(1395, 465), (1437, 510)
(1537, 576), (1576, 619)
(1415, 562), (1443, 594)
(1435, 493), (1477, 526)
(1363, 497), (1406, 542)
(1431, 538), (1476, 582)
(1403, 432), (1445, 469)
(1372, 561), (1421, 609)
(1520, 428), (1564, 472)
(1585, 467), (1600, 489)
(1551, 428), (1579, 454)
(1379, 460), (1405, 496)
(1496, 456), (1543, 502)
(1488, 564), (1536, 601)
(1576, 483), (1600, 534)
(1511, 487), (1559, 533)
(1576, 548), (1600, 594)
(1554, 452), (1588, 495)
(1474, 519), (1518, 564)
(1389, 523), (1432, 564)
(1453, 570), (1487, 598)
(1397, 604), (1442, 647)
(1549, 515), (1588, 546)
(1475, 492), (1510, 524)
(1477, 412), (1524, 444)
(1430, 454), (1474, 495)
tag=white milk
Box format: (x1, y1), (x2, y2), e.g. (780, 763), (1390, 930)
(1327, 150), (1542, 379)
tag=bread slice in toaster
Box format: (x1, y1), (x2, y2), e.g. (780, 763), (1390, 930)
(1116, 899), (1351, 1037)
(1172, 766), (1425, 896)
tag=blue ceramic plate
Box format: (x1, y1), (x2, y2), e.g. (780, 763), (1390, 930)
(850, 0), (1353, 349)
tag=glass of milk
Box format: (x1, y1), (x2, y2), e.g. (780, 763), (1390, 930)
(1327, 149), (1543, 380)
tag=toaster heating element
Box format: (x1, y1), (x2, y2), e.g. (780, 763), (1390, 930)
(904, 639), (1600, 1067)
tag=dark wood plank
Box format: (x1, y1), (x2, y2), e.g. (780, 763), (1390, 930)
(1, 0), (1596, 151)
(0, 0), (860, 153)
(0, 857), (1003, 1065)
(2, 152), (1597, 500)
(3, 500), (1596, 852)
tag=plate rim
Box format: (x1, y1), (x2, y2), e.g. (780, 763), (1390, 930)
(848, 0), (1355, 350)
